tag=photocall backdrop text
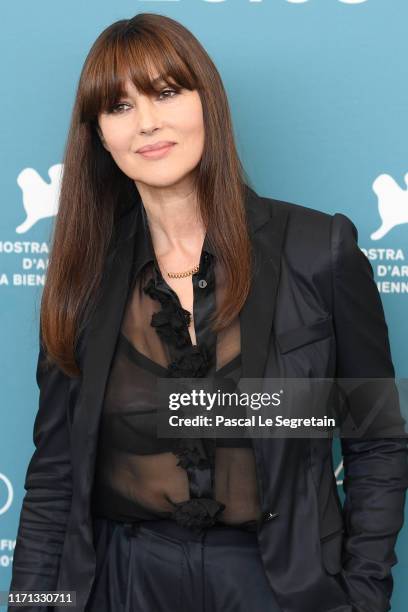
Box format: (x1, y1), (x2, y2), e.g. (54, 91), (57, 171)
(1, 0), (407, 609)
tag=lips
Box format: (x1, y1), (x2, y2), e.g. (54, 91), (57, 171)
(137, 141), (176, 153)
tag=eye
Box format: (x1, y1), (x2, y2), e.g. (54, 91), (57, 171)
(159, 87), (177, 98)
(108, 88), (179, 114)
(110, 102), (131, 114)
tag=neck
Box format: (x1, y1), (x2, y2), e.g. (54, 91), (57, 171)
(135, 180), (206, 258)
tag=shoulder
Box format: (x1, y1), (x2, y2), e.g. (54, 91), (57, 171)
(253, 191), (358, 256)
(270, 195), (331, 229)
(254, 191), (334, 253)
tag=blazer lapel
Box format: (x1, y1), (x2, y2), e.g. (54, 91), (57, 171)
(71, 204), (139, 516)
(240, 189), (289, 379)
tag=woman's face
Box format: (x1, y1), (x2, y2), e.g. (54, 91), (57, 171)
(97, 76), (205, 189)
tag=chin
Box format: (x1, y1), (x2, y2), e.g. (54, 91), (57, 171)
(135, 169), (198, 190)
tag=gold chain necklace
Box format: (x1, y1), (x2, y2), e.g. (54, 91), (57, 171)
(167, 263), (200, 278)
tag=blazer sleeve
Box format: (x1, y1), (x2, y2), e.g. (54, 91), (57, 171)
(8, 330), (74, 611)
(330, 212), (408, 612)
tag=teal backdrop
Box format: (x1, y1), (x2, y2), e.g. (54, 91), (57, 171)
(1, 0), (407, 609)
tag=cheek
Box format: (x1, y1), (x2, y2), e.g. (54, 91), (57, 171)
(101, 126), (136, 173)
(98, 114), (133, 152)
(178, 108), (205, 156)
(104, 130), (132, 151)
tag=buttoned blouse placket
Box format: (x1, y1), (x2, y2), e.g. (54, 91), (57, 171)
(142, 248), (226, 531)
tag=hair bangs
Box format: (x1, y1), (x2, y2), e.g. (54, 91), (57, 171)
(80, 22), (199, 123)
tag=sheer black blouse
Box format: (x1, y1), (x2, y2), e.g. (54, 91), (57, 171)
(91, 202), (262, 532)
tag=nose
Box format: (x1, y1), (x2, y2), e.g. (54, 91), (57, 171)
(137, 96), (160, 135)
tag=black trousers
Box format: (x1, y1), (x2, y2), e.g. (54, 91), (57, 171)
(86, 517), (283, 612)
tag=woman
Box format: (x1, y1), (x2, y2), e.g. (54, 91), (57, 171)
(8, 12), (408, 612)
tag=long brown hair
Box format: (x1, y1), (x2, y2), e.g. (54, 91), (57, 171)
(41, 12), (254, 378)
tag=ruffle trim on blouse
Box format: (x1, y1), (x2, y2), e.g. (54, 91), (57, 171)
(166, 343), (212, 378)
(142, 266), (224, 530)
(143, 277), (191, 350)
(142, 275), (213, 378)
(173, 438), (211, 471)
(169, 497), (226, 531)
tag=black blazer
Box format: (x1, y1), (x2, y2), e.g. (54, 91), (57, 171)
(9, 185), (408, 612)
